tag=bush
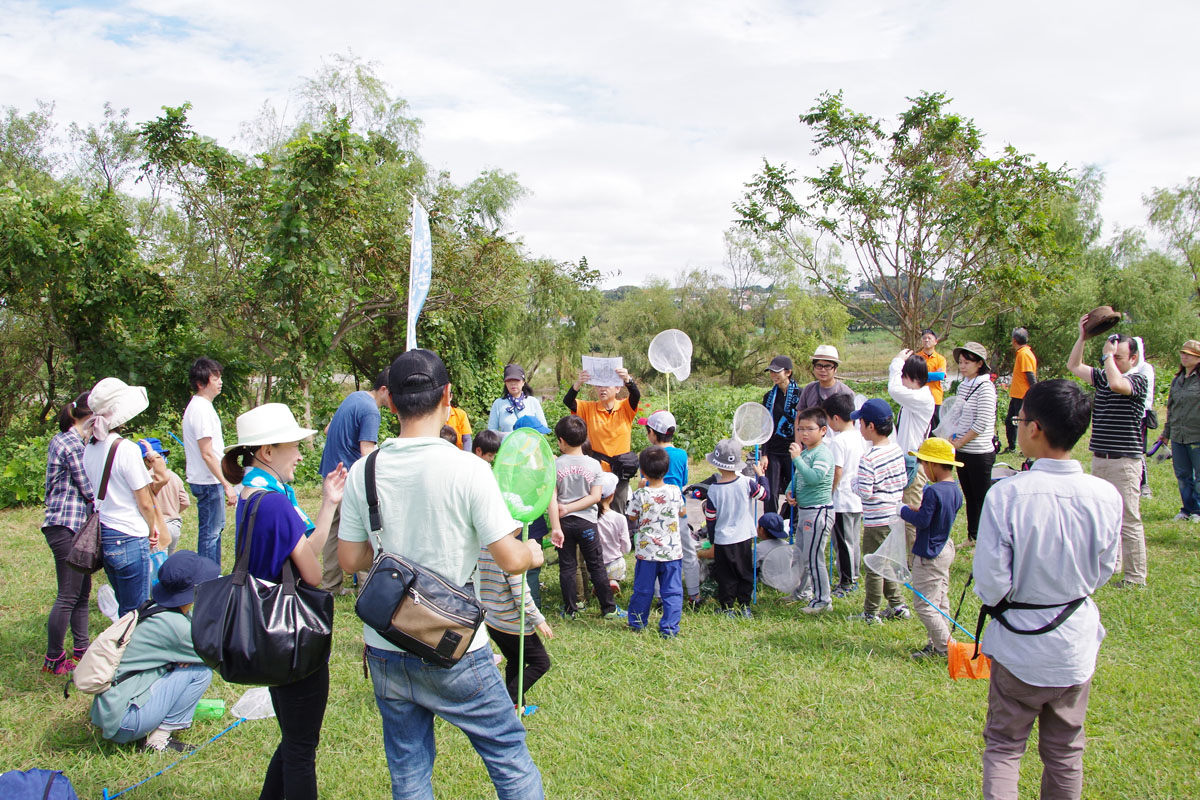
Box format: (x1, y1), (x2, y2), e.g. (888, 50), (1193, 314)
(0, 430), (55, 507)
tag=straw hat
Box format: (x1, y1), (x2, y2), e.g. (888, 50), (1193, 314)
(910, 437), (964, 467)
(1082, 306), (1122, 339)
(1181, 340), (1200, 358)
(952, 342), (990, 373)
(226, 403), (316, 452)
(810, 345), (840, 365)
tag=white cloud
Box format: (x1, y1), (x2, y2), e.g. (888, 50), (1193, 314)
(3, 0), (1199, 286)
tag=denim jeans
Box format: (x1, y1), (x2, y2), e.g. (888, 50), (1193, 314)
(1172, 440), (1200, 515)
(109, 664), (212, 743)
(100, 525), (150, 618)
(190, 482), (226, 568)
(364, 645), (544, 800)
(628, 558), (683, 635)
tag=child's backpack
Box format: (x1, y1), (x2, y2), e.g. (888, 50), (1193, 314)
(68, 601), (171, 698)
(0, 769), (79, 800)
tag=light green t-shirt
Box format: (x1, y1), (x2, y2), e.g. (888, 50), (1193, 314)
(339, 437), (520, 653)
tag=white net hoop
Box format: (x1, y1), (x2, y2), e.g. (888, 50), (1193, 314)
(732, 402), (773, 447)
(863, 519), (911, 583)
(648, 329), (693, 380)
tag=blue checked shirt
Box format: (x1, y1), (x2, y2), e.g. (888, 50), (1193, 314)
(43, 429), (94, 532)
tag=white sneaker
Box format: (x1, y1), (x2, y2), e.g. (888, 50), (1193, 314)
(1190, 514), (1200, 523)
(1173, 512), (1189, 521)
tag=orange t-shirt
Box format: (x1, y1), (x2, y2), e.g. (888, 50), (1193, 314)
(921, 349), (947, 405)
(1010, 345), (1037, 399)
(447, 406), (472, 449)
(574, 399), (638, 471)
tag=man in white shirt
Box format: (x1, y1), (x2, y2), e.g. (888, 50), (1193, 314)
(182, 357), (237, 568)
(974, 379), (1121, 800)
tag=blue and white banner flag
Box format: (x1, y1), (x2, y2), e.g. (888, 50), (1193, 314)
(407, 197), (432, 351)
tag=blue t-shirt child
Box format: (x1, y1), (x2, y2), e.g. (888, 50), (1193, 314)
(664, 445), (688, 490)
(319, 391), (381, 476)
(899, 480), (963, 559)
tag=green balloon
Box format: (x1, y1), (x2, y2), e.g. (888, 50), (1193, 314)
(493, 428), (557, 523)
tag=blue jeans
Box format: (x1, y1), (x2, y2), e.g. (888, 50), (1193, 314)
(365, 645), (543, 800)
(100, 526), (150, 618)
(1172, 441), (1200, 515)
(109, 664), (212, 743)
(190, 482), (226, 568)
(628, 559), (683, 635)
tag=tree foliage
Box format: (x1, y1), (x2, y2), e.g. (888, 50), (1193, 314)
(737, 91), (1075, 346)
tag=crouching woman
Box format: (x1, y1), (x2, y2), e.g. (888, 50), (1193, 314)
(89, 551), (219, 753)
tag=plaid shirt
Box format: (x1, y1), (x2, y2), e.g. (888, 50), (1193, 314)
(44, 429), (94, 532)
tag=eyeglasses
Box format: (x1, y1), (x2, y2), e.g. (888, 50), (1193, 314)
(812, 362), (836, 370)
(796, 425), (822, 433)
(1015, 416), (1038, 428)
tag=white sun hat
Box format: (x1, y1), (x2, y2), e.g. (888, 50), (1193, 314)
(810, 344), (841, 365)
(88, 377), (149, 430)
(226, 403), (317, 452)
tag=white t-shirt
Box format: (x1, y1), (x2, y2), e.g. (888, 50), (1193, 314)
(826, 428), (864, 513)
(183, 395), (224, 485)
(339, 437), (520, 653)
(83, 434), (151, 537)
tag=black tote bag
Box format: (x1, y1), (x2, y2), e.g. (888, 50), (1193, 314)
(191, 491), (333, 686)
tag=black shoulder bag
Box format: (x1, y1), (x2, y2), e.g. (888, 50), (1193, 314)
(192, 490), (334, 685)
(66, 436), (122, 574)
(354, 449), (486, 668)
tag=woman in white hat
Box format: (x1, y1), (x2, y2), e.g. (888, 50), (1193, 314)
(221, 403), (346, 800)
(797, 344), (854, 421)
(486, 363), (547, 435)
(82, 378), (169, 618)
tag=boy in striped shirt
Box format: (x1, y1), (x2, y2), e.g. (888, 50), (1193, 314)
(850, 399), (910, 623)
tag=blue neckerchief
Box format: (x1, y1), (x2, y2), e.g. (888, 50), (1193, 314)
(766, 380), (801, 438)
(242, 466), (315, 534)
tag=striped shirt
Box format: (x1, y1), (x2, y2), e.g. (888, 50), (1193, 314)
(1088, 368), (1148, 458)
(43, 429), (94, 532)
(954, 376), (998, 455)
(477, 546), (545, 635)
(853, 441), (907, 527)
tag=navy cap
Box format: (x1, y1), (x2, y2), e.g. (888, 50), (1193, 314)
(849, 398), (894, 426)
(757, 512), (787, 540)
(388, 349), (450, 397)
(151, 551), (220, 607)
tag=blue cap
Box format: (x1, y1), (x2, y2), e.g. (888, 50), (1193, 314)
(757, 512), (787, 540)
(151, 551), (220, 607)
(138, 437), (169, 461)
(850, 398), (894, 426)
(513, 416), (552, 435)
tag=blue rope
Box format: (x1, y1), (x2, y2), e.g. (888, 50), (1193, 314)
(102, 717), (246, 800)
(904, 583), (976, 641)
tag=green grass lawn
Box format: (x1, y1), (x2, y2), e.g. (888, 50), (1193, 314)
(2, 445), (1198, 799)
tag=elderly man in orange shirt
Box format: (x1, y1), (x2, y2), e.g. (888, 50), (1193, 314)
(1005, 327), (1038, 452)
(919, 329), (948, 431)
(563, 366), (641, 515)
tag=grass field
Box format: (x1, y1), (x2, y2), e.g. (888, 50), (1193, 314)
(2, 443), (1198, 799)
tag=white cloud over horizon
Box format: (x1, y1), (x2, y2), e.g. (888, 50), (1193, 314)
(3, 0), (1198, 287)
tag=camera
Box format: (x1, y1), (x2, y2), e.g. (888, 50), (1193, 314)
(1107, 334), (1120, 344)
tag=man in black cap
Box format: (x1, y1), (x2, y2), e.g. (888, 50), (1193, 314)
(762, 355), (799, 512)
(339, 349), (546, 799)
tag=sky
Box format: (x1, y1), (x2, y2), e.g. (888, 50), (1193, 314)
(3, 0), (1199, 288)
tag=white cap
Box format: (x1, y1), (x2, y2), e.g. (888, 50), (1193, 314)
(596, 472), (619, 499)
(644, 410), (677, 435)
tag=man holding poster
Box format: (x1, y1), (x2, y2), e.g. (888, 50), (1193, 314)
(563, 358), (641, 515)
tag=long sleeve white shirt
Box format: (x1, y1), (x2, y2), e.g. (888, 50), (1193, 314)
(973, 458), (1121, 686)
(887, 356), (935, 454)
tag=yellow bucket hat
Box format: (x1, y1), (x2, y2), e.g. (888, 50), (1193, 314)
(910, 437), (964, 467)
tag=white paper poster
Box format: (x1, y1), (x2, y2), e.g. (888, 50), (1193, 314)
(581, 356), (624, 387)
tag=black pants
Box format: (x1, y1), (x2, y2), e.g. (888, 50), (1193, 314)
(930, 404), (941, 433)
(43, 525), (91, 659)
(262, 662), (329, 800)
(957, 451), (996, 542)
(713, 539), (754, 608)
(557, 516), (615, 615)
(763, 447), (793, 513)
(487, 627), (551, 708)
(1004, 397), (1023, 451)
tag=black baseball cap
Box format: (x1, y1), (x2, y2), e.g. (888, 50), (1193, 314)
(388, 349), (450, 396)
(766, 355), (794, 372)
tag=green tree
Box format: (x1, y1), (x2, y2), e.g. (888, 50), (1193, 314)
(1146, 177), (1200, 298)
(737, 91), (1074, 346)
